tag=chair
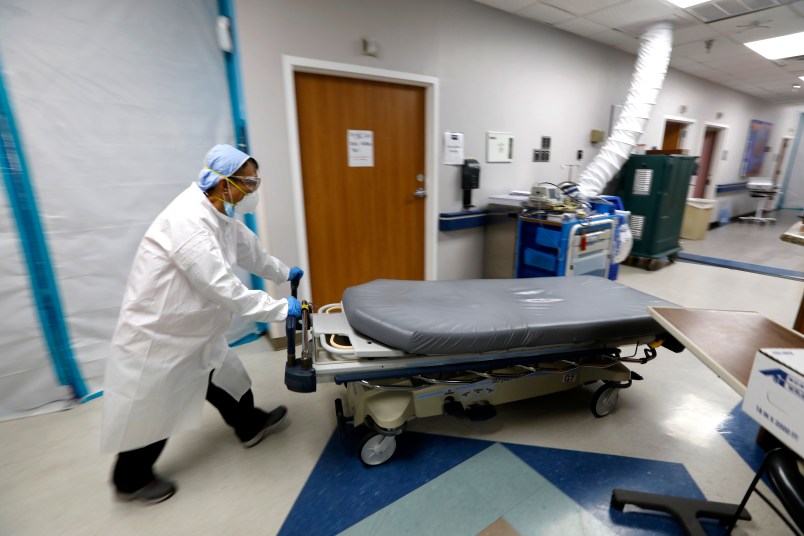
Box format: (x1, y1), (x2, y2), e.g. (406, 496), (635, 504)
(611, 447), (804, 535)
(725, 447), (804, 535)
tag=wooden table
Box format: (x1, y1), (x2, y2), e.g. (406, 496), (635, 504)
(612, 307), (804, 535)
(647, 307), (804, 396)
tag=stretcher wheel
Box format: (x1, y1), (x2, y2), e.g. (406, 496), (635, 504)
(359, 432), (397, 467)
(591, 384), (619, 418)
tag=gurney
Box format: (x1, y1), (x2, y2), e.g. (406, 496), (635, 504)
(284, 276), (684, 466)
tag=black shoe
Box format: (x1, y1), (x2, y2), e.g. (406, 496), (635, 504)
(242, 405), (288, 448)
(115, 478), (177, 505)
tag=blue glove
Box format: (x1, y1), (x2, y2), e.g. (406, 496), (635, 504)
(286, 296), (301, 317)
(288, 266), (304, 285)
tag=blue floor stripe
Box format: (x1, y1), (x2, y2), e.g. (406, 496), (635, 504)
(717, 402), (765, 474)
(676, 252), (804, 281)
(280, 430), (709, 535)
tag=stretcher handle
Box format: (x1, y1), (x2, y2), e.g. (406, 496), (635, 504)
(286, 278), (301, 366)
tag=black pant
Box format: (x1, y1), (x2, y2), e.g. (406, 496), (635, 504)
(112, 375), (260, 493)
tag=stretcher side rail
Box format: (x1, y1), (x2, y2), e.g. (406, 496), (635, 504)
(356, 360), (622, 392)
(329, 345), (625, 384)
(324, 336), (665, 385)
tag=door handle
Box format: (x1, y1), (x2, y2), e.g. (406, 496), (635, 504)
(413, 187), (427, 198)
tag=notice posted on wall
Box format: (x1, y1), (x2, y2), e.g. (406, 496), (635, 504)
(442, 131), (464, 165)
(348, 130), (374, 167)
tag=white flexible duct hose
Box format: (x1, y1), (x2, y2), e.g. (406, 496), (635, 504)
(577, 21), (673, 197)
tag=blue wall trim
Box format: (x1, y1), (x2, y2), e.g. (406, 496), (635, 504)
(0, 57), (88, 399)
(439, 210), (489, 231)
(715, 182), (748, 193)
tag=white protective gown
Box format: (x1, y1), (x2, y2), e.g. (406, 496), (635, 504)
(100, 184), (290, 453)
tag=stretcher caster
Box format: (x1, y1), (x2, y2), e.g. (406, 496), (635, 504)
(591, 383), (620, 417)
(359, 431), (397, 467)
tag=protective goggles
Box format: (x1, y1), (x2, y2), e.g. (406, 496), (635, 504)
(229, 175), (261, 192)
(204, 167), (261, 192)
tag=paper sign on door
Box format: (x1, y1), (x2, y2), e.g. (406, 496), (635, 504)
(348, 130), (374, 167)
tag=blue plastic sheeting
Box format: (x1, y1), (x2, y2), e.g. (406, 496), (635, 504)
(219, 0), (267, 339)
(0, 57), (87, 400)
(0, 0), (235, 416)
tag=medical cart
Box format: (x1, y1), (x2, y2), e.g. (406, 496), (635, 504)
(616, 154), (697, 270)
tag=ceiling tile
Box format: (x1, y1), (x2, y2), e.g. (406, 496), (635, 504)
(708, 6), (804, 43)
(586, 28), (632, 46)
(470, 0), (804, 104)
(584, 0), (678, 28)
(554, 16), (609, 35)
(700, 54), (770, 70)
(671, 23), (720, 45)
(669, 53), (699, 67)
(673, 38), (755, 61)
(515, 2), (575, 24)
(540, 0), (624, 16)
(781, 63), (804, 74)
(473, 0), (539, 12)
(674, 62), (712, 74)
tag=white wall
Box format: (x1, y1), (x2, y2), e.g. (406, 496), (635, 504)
(235, 0), (793, 282)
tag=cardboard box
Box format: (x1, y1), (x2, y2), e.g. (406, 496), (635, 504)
(742, 348), (804, 458)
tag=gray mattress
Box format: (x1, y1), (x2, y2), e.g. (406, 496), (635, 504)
(341, 276), (675, 355)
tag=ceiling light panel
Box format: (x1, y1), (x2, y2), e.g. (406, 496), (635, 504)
(745, 31), (804, 59)
(667, 0), (710, 7)
(686, 0), (790, 23)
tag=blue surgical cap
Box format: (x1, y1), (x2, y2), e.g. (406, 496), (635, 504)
(197, 144), (251, 191)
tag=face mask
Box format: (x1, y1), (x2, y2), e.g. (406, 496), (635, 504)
(223, 201), (235, 218)
(234, 191), (259, 215)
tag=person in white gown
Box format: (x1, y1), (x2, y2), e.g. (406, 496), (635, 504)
(100, 144), (303, 504)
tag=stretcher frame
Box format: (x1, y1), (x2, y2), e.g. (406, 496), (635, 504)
(290, 304), (673, 466)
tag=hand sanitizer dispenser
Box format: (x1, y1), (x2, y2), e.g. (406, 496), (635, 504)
(462, 159), (480, 209)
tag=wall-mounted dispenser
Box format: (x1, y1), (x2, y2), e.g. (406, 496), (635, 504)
(462, 158), (480, 209)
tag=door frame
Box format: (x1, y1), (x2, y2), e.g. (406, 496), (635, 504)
(660, 115), (696, 152)
(697, 121), (729, 199)
(282, 55), (439, 302)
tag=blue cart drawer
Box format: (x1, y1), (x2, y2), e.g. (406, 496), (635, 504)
(536, 226), (562, 249)
(523, 248), (557, 272)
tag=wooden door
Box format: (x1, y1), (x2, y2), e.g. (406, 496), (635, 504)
(295, 72), (425, 309)
(774, 137), (790, 185)
(693, 128), (717, 198)
(662, 121), (683, 150)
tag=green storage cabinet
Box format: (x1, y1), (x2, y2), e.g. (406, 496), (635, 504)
(616, 154), (697, 260)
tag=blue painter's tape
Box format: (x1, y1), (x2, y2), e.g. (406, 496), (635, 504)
(676, 252), (804, 281)
(219, 0), (268, 335)
(81, 391), (104, 403)
(229, 331), (263, 347)
(0, 57), (88, 399)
